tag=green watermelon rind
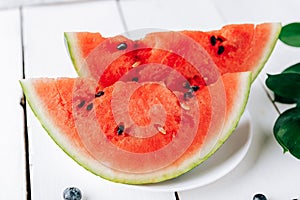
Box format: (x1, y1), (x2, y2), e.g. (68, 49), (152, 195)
(163, 72), (252, 182)
(64, 33), (90, 77)
(20, 79), (120, 184)
(20, 72), (251, 184)
(250, 23), (281, 81)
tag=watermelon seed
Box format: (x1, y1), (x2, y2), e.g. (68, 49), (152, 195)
(157, 126), (167, 135)
(117, 124), (125, 135)
(217, 46), (225, 55)
(95, 91), (104, 98)
(132, 61), (141, 68)
(184, 92), (193, 100)
(191, 85), (200, 92)
(132, 77), (139, 82)
(217, 37), (224, 42)
(77, 100), (85, 108)
(183, 81), (191, 89)
(210, 36), (217, 46)
(180, 103), (190, 111)
(117, 42), (127, 50)
(86, 103), (93, 111)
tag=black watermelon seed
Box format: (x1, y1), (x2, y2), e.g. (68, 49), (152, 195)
(132, 77), (139, 82)
(95, 91), (104, 97)
(78, 100), (85, 108)
(117, 42), (127, 50)
(117, 124), (125, 135)
(184, 92), (193, 100)
(217, 46), (225, 55)
(191, 85), (200, 92)
(183, 81), (191, 89)
(86, 103), (93, 111)
(210, 36), (217, 46)
(217, 37), (224, 42)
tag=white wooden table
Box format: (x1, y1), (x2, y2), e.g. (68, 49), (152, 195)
(1, 0), (300, 199)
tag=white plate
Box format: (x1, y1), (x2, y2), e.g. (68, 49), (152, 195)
(120, 111), (252, 192)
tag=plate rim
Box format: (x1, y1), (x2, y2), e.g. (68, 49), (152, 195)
(115, 110), (253, 192)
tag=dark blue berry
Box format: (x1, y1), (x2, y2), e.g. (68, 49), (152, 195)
(253, 193), (267, 200)
(63, 187), (82, 200)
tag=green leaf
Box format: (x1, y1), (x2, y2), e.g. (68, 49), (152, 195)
(272, 63), (300, 104)
(266, 73), (300, 99)
(282, 63), (300, 74)
(279, 23), (300, 47)
(274, 94), (298, 104)
(274, 107), (300, 159)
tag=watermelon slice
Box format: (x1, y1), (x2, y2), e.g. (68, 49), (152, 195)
(20, 71), (251, 184)
(64, 23), (281, 87)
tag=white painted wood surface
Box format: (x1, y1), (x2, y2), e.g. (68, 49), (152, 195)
(1, 0), (300, 199)
(0, 0), (82, 9)
(0, 8), (26, 200)
(120, 0), (225, 31)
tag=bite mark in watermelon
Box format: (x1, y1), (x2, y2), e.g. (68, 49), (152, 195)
(20, 72), (251, 184)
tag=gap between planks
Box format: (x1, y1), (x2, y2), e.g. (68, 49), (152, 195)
(19, 6), (32, 200)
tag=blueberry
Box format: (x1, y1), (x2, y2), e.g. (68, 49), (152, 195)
(63, 187), (82, 200)
(253, 193), (267, 200)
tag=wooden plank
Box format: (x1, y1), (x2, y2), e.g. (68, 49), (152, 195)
(0, 8), (26, 200)
(23, 1), (172, 199)
(0, 0), (89, 9)
(120, 0), (225, 31)
(212, 0), (300, 24)
(23, 1), (124, 78)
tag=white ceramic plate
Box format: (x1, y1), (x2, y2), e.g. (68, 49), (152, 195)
(121, 111), (252, 192)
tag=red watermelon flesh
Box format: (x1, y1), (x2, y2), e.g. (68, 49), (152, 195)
(77, 34), (218, 92)
(64, 23), (281, 89)
(20, 71), (251, 183)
